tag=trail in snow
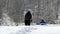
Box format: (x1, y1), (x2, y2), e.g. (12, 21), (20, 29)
(0, 24), (60, 34)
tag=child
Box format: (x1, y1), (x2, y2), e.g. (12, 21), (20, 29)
(40, 19), (46, 25)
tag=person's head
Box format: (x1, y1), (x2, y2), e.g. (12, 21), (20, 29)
(28, 9), (31, 13)
(27, 11), (30, 13)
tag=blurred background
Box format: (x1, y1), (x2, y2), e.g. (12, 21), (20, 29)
(0, 0), (60, 26)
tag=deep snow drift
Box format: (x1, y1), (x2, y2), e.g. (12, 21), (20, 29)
(0, 24), (60, 34)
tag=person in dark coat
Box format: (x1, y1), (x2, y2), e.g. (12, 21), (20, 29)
(25, 11), (32, 26)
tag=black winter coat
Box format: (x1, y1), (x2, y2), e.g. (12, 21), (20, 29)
(25, 11), (32, 20)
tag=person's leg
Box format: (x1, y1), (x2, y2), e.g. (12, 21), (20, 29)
(25, 20), (31, 26)
(25, 20), (30, 26)
(28, 20), (30, 25)
(25, 20), (29, 26)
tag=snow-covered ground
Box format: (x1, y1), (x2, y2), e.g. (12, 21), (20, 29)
(0, 24), (60, 34)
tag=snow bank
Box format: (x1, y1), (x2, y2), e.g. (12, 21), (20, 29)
(0, 24), (60, 34)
